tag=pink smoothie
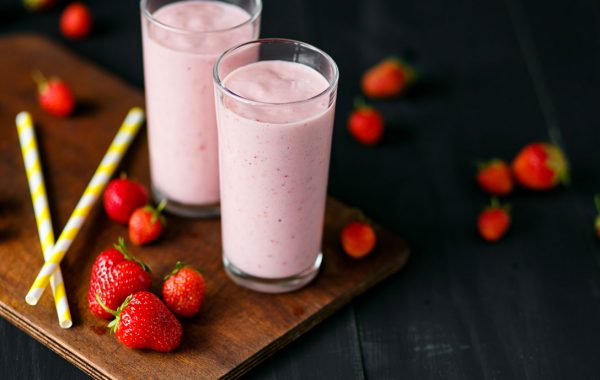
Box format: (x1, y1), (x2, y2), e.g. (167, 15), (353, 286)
(216, 60), (335, 279)
(142, 0), (258, 207)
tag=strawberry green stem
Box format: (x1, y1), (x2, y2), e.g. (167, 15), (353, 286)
(488, 197), (511, 212)
(105, 294), (133, 334)
(156, 199), (167, 214)
(95, 294), (118, 317)
(148, 200), (167, 225)
(353, 97), (370, 110)
(490, 197), (500, 208)
(594, 195), (600, 214)
(31, 70), (48, 92)
(113, 237), (152, 273)
(164, 260), (186, 281)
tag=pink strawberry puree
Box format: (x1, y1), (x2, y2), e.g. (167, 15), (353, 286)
(141, 1), (257, 207)
(216, 60), (335, 278)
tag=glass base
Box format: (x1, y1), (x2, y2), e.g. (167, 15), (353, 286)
(223, 253), (323, 293)
(151, 185), (220, 218)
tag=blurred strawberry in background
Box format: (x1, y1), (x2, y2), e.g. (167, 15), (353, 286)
(60, 2), (93, 39)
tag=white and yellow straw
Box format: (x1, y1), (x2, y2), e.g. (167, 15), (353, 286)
(25, 107), (145, 306)
(16, 112), (72, 328)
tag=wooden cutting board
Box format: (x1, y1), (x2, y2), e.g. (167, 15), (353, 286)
(0, 34), (410, 380)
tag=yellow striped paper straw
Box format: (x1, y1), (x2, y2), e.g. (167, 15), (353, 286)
(16, 112), (72, 328)
(25, 107), (145, 305)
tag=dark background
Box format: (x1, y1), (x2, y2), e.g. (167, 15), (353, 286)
(2, 0), (600, 378)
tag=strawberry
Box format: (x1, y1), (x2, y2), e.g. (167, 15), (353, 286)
(33, 71), (75, 117)
(476, 159), (514, 196)
(103, 176), (149, 224)
(162, 261), (206, 318)
(88, 238), (152, 319)
(347, 100), (384, 145)
(477, 198), (511, 242)
(23, 0), (57, 11)
(129, 200), (167, 246)
(512, 142), (569, 190)
(340, 221), (377, 259)
(97, 291), (182, 352)
(361, 58), (415, 98)
(60, 2), (93, 39)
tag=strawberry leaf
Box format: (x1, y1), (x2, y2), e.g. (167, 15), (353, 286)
(113, 237), (152, 273)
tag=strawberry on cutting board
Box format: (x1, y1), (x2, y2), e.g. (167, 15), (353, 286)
(347, 100), (384, 146)
(97, 291), (182, 352)
(88, 238), (152, 319)
(103, 176), (149, 224)
(129, 200), (167, 246)
(477, 198), (511, 242)
(340, 221), (377, 259)
(162, 262), (206, 318)
(361, 58), (415, 98)
(476, 159), (513, 196)
(33, 71), (75, 117)
(512, 142), (569, 190)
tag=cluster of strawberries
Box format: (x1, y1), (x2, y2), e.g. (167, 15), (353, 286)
(88, 239), (205, 352)
(87, 177), (206, 352)
(475, 142), (569, 241)
(103, 176), (166, 245)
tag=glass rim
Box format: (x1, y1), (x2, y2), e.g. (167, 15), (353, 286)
(140, 0), (262, 35)
(213, 38), (339, 107)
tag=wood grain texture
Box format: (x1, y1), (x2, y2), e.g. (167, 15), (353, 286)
(0, 34), (409, 380)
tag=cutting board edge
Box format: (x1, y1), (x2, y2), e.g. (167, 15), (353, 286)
(0, 303), (110, 380)
(223, 242), (411, 379)
(0, 238), (409, 380)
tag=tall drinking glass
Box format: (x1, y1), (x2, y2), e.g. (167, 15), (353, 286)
(213, 39), (339, 293)
(140, 0), (261, 217)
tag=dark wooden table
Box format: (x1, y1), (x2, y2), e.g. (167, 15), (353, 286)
(2, 0), (600, 378)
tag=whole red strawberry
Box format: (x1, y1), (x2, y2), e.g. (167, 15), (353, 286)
(33, 72), (75, 117)
(98, 291), (182, 352)
(23, 0), (57, 11)
(88, 238), (152, 319)
(512, 142), (569, 190)
(477, 198), (511, 242)
(103, 176), (149, 224)
(347, 101), (384, 146)
(476, 159), (513, 196)
(162, 261), (205, 318)
(129, 200), (166, 246)
(60, 2), (93, 39)
(340, 221), (377, 259)
(361, 58), (415, 98)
